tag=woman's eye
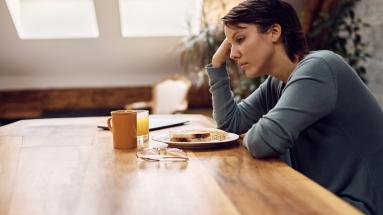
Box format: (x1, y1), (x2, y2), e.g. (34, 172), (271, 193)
(235, 37), (244, 43)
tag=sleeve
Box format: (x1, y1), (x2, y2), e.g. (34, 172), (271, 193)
(244, 57), (338, 158)
(206, 63), (270, 134)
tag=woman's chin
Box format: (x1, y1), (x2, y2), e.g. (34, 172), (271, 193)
(245, 69), (260, 78)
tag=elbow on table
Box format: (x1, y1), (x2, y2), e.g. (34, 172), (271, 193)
(246, 137), (280, 159)
(248, 144), (271, 159)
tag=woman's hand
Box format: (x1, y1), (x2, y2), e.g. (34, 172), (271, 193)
(211, 39), (231, 68)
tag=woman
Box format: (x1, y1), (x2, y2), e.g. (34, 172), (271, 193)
(206, 0), (383, 214)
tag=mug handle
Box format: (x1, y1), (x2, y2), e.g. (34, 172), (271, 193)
(107, 117), (113, 131)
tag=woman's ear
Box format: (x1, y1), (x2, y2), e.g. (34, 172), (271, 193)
(269, 24), (282, 43)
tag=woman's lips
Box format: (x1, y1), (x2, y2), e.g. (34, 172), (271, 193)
(240, 63), (249, 69)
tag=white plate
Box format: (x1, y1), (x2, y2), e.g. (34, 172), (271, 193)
(151, 132), (239, 149)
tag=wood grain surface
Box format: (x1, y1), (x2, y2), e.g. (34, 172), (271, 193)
(0, 115), (361, 215)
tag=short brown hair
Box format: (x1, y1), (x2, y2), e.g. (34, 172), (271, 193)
(222, 0), (308, 61)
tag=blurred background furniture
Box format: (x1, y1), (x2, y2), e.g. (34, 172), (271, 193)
(125, 75), (192, 114)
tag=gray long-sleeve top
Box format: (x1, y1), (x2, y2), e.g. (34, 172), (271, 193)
(207, 50), (383, 215)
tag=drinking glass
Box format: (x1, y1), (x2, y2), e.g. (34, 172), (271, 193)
(135, 110), (149, 148)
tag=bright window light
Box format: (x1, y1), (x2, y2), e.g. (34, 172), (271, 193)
(5, 0), (99, 39)
(119, 0), (202, 37)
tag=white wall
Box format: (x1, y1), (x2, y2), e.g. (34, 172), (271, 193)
(356, 0), (383, 106)
(0, 0), (183, 90)
(0, 0), (307, 91)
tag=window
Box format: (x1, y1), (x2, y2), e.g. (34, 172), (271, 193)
(119, 0), (202, 37)
(5, 0), (99, 39)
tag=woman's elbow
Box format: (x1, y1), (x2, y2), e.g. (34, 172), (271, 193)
(246, 137), (280, 159)
(248, 144), (272, 158)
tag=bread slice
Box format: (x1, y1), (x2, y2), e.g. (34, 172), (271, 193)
(168, 128), (228, 142)
(169, 130), (211, 142)
(201, 128), (228, 141)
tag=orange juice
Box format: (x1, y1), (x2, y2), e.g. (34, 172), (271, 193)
(133, 110), (149, 149)
(137, 117), (149, 136)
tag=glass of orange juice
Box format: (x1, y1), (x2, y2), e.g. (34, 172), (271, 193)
(135, 110), (149, 148)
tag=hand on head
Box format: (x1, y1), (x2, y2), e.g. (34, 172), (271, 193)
(211, 39), (232, 68)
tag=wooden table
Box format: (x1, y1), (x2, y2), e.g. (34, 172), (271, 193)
(0, 114), (361, 215)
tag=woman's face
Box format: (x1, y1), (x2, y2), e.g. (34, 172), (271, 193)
(224, 23), (274, 78)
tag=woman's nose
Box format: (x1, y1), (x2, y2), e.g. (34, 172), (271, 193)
(230, 47), (240, 60)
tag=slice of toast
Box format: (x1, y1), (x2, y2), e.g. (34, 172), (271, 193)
(168, 128), (228, 142)
(201, 128), (228, 141)
(169, 130), (211, 142)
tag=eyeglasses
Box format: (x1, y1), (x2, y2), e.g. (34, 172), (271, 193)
(136, 147), (188, 162)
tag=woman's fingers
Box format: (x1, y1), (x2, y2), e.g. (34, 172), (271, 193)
(212, 39), (232, 68)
